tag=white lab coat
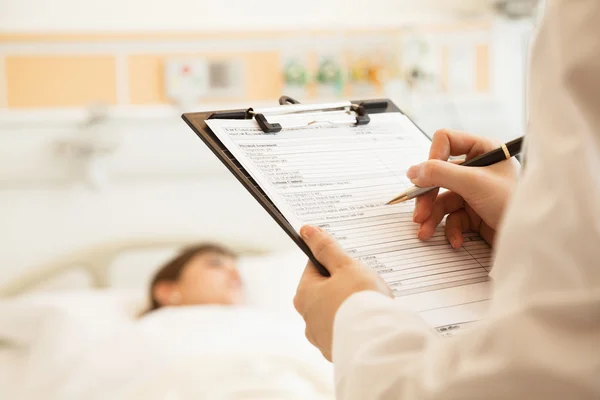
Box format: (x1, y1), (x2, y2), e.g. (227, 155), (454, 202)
(332, 1), (600, 399)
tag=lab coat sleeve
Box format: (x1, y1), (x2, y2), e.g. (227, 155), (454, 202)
(332, 290), (600, 400)
(332, 291), (436, 400)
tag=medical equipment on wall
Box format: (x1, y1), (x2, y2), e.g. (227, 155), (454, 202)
(164, 58), (209, 109)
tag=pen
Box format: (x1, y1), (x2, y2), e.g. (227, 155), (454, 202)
(386, 136), (524, 205)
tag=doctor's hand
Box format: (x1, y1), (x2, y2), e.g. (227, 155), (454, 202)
(294, 225), (392, 362)
(408, 129), (519, 247)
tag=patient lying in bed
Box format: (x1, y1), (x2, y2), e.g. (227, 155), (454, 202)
(55, 245), (333, 400)
(144, 244), (244, 313)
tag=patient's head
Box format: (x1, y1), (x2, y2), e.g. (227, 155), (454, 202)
(147, 244), (243, 312)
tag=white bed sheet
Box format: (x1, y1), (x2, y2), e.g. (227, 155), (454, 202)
(12, 306), (333, 400)
(1, 249), (329, 399)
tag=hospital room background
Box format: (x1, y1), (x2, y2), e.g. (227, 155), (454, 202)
(0, 0), (540, 399)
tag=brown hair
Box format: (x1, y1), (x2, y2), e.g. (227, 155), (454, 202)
(145, 244), (236, 314)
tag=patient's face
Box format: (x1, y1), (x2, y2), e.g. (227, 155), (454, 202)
(177, 251), (244, 306)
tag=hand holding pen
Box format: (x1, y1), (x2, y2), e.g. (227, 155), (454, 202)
(387, 130), (522, 248)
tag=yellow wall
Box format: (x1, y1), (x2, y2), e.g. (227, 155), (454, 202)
(475, 44), (490, 93)
(6, 55), (118, 108)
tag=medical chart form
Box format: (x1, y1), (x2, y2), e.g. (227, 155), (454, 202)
(207, 113), (493, 334)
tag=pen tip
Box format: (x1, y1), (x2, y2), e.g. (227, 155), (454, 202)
(387, 196), (408, 205)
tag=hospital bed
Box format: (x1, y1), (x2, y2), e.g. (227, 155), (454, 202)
(0, 237), (333, 400)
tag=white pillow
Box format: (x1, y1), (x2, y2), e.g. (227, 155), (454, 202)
(237, 248), (309, 314)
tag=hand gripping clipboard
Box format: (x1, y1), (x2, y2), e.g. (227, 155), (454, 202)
(181, 96), (429, 276)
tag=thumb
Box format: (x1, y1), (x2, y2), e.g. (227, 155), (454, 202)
(407, 160), (487, 200)
(299, 225), (352, 274)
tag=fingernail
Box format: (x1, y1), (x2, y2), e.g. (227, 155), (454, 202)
(413, 209), (420, 222)
(451, 236), (461, 248)
(300, 225), (320, 240)
(406, 165), (419, 180)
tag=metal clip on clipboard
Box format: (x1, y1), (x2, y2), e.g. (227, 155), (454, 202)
(209, 96), (388, 133)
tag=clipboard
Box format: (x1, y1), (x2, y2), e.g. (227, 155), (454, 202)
(181, 96), (430, 276)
